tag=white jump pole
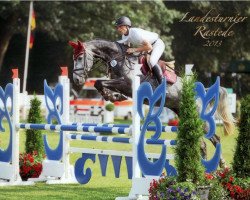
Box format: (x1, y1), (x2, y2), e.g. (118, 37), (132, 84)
(185, 64), (194, 76)
(130, 65), (142, 198)
(116, 64), (147, 200)
(0, 69), (33, 186)
(29, 67), (76, 184)
(42, 67), (76, 184)
(12, 69), (21, 184)
(58, 67), (77, 183)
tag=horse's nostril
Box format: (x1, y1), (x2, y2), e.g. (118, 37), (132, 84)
(76, 79), (80, 85)
(74, 77), (79, 85)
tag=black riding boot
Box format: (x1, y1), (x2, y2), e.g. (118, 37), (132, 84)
(152, 64), (163, 84)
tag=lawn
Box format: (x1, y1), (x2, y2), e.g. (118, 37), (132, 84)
(0, 119), (238, 200)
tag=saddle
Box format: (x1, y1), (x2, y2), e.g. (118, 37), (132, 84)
(139, 54), (177, 84)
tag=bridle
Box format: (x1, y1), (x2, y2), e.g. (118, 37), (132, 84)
(72, 44), (127, 79)
(72, 47), (101, 79)
(73, 49), (110, 79)
(71, 40), (142, 79)
(72, 52), (89, 79)
(70, 40), (95, 80)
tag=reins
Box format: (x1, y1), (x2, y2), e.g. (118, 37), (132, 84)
(72, 41), (179, 80)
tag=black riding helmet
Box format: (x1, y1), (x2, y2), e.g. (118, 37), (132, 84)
(115, 16), (131, 27)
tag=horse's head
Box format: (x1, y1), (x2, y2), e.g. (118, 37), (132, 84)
(69, 40), (93, 85)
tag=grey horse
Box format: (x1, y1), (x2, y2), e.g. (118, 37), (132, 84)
(69, 39), (235, 167)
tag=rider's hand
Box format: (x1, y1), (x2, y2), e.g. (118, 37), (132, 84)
(127, 48), (136, 54)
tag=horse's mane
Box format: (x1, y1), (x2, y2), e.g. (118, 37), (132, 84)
(87, 38), (128, 54)
(92, 38), (112, 42)
(86, 38), (115, 49)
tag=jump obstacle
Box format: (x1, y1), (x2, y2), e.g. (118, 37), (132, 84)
(0, 65), (221, 199)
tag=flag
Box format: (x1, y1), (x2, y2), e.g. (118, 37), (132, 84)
(29, 8), (36, 49)
(23, 1), (36, 93)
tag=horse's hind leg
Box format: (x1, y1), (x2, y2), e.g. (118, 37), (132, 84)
(200, 135), (226, 169)
(203, 121), (227, 168)
(200, 139), (207, 160)
(209, 134), (227, 168)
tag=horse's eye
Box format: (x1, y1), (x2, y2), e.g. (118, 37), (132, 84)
(77, 57), (82, 61)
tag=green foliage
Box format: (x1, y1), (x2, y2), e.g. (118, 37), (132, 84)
(233, 176), (250, 190)
(0, 1), (178, 48)
(173, 181), (197, 192)
(208, 181), (228, 200)
(0, 1), (178, 72)
(0, 2), (29, 33)
(19, 151), (43, 180)
(232, 94), (250, 178)
(175, 75), (205, 184)
(206, 167), (250, 199)
(25, 96), (44, 156)
(105, 103), (115, 112)
(149, 176), (198, 200)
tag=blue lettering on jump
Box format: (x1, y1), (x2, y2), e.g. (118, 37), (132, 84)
(195, 77), (221, 172)
(137, 79), (167, 176)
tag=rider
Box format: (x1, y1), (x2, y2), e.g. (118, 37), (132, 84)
(115, 16), (165, 84)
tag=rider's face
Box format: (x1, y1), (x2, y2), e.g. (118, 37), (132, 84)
(116, 25), (128, 35)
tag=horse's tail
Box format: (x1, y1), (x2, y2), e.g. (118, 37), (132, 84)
(216, 87), (236, 136)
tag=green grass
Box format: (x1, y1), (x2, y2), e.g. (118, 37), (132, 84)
(0, 183), (130, 200)
(0, 120), (238, 199)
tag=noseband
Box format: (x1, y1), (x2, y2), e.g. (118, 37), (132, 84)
(73, 52), (90, 79)
(73, 50), (107, 79)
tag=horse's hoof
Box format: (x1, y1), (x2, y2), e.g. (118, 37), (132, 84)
(112, 94), (127, 102)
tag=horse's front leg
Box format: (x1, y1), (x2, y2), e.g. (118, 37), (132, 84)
(94, 79), (130, 102)
(100, 88), (128, 102)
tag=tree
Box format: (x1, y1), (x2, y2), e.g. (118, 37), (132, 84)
(232, 95), (250, 178)
(0, 2), (28, 70)
(25, 96), (44, 156)
(0, 1), (178, 93)
(175, 75), (205, 184)
(165, 1), (250, 71)
(0, 2), (65, 71)
(0, 1), (178, 72)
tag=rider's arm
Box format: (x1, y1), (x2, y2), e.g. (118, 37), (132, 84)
(127, 40), (152, 54)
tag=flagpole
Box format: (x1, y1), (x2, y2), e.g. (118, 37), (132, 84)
(23, 1), (33, 93)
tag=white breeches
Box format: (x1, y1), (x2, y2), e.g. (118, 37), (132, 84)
(150, 39), (165, 67)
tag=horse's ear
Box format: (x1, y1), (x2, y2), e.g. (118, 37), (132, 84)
(77, 40), (84, 49)
(68, 41), (78, 49)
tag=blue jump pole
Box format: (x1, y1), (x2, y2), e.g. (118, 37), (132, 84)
(18, 123), (177, 134)
(72, 123), (178, 132)
(18, 123), (131, 134)
(68, 134), (177, 146)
